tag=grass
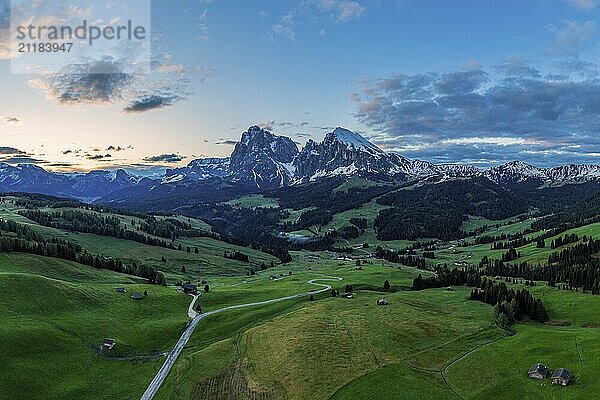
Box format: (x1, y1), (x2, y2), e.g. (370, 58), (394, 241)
(435, 218), (600, 267)
(0, 201), (276, 282)
(331, 363), (458, 400)
(460, 214), (530, 234)
(225, 194), (280, 209)
(445, 324), (600, 400)
(323, 199), (388, 231)
(154, 251), (600, 400)
(241, 288), (501, 400)
(280, 207), (317, 225)
(152, 251), (495, 400)
(4, 195), (600, 400)
(0, 253), (191, 400)
(332, 177), (380, 193)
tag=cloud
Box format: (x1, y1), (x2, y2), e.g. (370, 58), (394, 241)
(198, 10), (209, 41)
(353, 64), (600, 166)
(273, 1), (365, 40)
(142, 153), (185, 163)
(548, 20), (595, 57)
(272, 11), (296, 40)
(0, 147), (25, 155)
(215, 139), (238, 146)
(107, 146), (124, 151)
(335, 1), (365, 22)
(566, 0), (598, 11)
(0, 155), (47, 164)
(86, 154), (112, 160)
(558, 59), (598, 77)
(306, 0), (365, 23)
(67, 5), (94, 18)
(441, 137), (541, 146)
(124, 93), (182, 113)
(29, 60), (133, 104)
(27, 52), (190, 113)
(497, 56), (541, 78)
(0, 2), (9, 59)
(193, 66), (217, 82)
(45, 162), (79, 168)
(155, 63), (186, 76)
(1, 116), (22, 126)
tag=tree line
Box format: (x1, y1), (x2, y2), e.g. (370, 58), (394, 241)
(19, 209), (177, 250)
(375, 246), (427, 269)
(0, 220), (166, 285)
(469, 278), (548, 327)
(412, 265), (482, 290)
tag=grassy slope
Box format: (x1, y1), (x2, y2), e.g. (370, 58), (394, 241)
(0, 253), (191, 400)
(435, 218), (600, 267)
(225, 194), (280, 209)
(460, 214), (529, 234)
(444, 283), (600, 400)
(0, 203), (276, 282)
(4, 195), (600, 399)
(243, 289), (500, 400)
(154, 246), (600, 400)
(153, 253), (493, 400)
(331, 363), (457, 399)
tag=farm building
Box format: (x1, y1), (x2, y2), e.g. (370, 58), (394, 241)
(342, 292), (353, 299)
(377, 298), (388, 305)
(182, 284), (198, 294)
(116, 288), (126, 293)
(131, 292), (143, 300)
(528, 363), (548, 380)
(551, 368), (572, 386)
(102, 338), (116, 350)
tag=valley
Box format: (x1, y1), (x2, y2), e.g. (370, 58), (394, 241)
(2, 127), (600, 400)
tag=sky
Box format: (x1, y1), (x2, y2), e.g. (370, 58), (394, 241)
(2, 0), (600, 171)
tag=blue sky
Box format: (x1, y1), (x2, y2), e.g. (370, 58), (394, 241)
(2, 0), (600, 170)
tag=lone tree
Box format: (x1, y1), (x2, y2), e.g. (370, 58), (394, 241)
(345, 284), (353, 293)
(156, 271), (167, 286)
(309, 294), (315, 301)
(383, 280), (391, 291)
(143, 289), (148, 297)
(181, 265), (186, 273)
(330, 288), (338, 297)
(204, 284), (210, 293)
(195, 303), (203, 313)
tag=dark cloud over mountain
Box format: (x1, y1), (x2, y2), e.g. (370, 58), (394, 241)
(142, 154), (185, 163)
(353, 62), (600, 166)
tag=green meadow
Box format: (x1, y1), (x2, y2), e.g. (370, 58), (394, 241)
(0, 253), (190, 400)
(2, 196), (600, 400)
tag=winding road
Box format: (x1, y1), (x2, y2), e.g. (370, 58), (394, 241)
(140, 276), (342, 400)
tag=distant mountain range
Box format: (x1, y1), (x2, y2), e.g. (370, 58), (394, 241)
(161, 126), (600, 187)
(0, 164), (140, 202)
(3, 125), (600, 203)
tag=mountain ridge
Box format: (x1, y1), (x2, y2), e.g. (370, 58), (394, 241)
(3, 125), (600, 202)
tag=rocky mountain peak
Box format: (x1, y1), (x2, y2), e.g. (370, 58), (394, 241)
(228, 126), (299, 189)
(324, 127), (384, 156)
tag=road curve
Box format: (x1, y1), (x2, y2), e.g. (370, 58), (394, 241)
(140, 276), (342, 400)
